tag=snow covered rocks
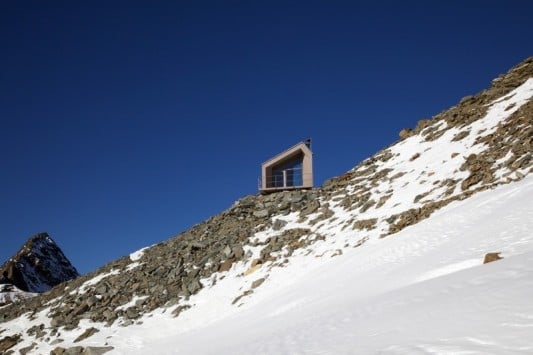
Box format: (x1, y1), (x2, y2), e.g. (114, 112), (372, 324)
(0, 284), (36, 307)
(0, 334), (21, 353)
(1, 57), (532, 354)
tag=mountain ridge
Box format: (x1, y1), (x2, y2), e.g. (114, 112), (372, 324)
(0, 232), (79, 293)
(0, 57), (532, 354)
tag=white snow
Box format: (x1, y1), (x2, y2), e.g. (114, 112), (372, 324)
(115, 295), (149, 312)
(73, 269), (120, 295)
(4, 175), (530, 354)
(126, 261), (142, 271)
(117, 175), (533, 354)
(130, 246), (150, 262)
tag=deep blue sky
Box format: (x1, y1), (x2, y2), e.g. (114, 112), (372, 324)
(1, 1), (531, 274)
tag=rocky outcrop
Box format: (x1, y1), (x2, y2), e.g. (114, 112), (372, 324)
(50, 346), (114, 355)
(0, 189), (324, 331)
(0, 233), (79, 293)
(0, 334), (21, 353)
(399, 57), (533, 141)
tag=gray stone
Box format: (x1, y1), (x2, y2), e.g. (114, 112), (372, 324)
(253, 209), (269, 218)
(27, 323), (46, 338)
(50, 317), (63, 328)
(218, 259), (233, 272)
(135, 297), (147, 307)
(232, 245), (244, 260)
(399, 128), (413, 140)
(95, 285), (108, 295)
(74, 328), (99, 343)
(459, 95), (474, 104)
(0, 334), (21, 353)
(223, 245), (232, 258)
(172, 304), (191, 317)
(272, 219), (288, 231)
(121, 320), (134, 327)
(83, 346), (114, 355)
(65, 346), (84, 355)
(102, 310), (115, 321)
(251, 278), (265, 289)
(125, 307), (139, 319)
(86, 296), (99, 307)
(232, 290), (253, 305)
(190, 241), (206, 250)
(237, 196), (256, 208)
(19, 342), (37, 355)
(288, 194), (304, 203)
(50, 347), (67, 355)
(300, 200), (319, 216)
(187, 279), (202, 294)
(72, 303), (89, 317)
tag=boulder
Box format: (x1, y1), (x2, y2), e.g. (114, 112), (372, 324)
(251, 278), (265, 289)
(65, 347), (84, 355)
(74, 327), (99, 343)
(232, 245), (244, 260)
(172, 304), (191, 317)
(483, 252), (503, 264)
(218, 259), (233, 272)
(0, 334), (21, 353)
(50, 347), (67, 355)
(19, 342), (37, 355)
(187, 279), (202, 294)
(399, 128), (413, 140)
(83, 346), (114, 355)
(253, 209), (269, 219)
(272, 219), (288, 231)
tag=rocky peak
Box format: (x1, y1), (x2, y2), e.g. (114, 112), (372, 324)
(0, 232), (79, 293)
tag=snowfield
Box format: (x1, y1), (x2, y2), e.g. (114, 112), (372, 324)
(117, 176), (533, 354)
(5, 175), (531, 354)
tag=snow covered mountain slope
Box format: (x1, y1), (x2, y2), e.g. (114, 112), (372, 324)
(0, 58), (531, 354)
(104, 176), (533, 354)
(3, 176), (533, 354)
(0, 284), (36, 307)
(0, 232), (79, 293)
